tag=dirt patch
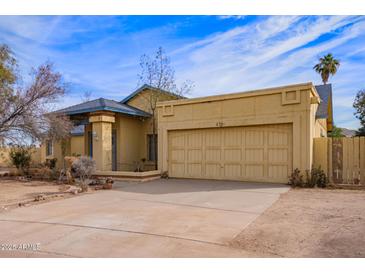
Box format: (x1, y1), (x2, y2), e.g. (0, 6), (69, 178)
(0, 179), (82, 211)
(231, 188), (365, 257)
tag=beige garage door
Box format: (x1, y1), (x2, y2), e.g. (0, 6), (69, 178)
(168, 124), (292, 183)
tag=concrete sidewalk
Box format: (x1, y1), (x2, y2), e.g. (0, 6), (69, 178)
(0, 179), (288, 257)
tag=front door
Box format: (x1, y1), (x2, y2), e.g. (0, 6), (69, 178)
(112, 129), (117, 171)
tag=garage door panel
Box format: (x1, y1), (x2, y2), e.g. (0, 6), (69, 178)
(170, 134), (185, 147)
(268, 148), (289, 162)
(245, 148), (264, 162)
(268, 165), (289, 179)
(171, 149), (185, 162)
(187, 163), (202, 177)
(168, 123), (292, 183)
(224, 128), (242, 146)
(268, 133), (289, 146)
(224, 164), (241, 178)
(205, 130), (222, 146)
(170, 163), (185, 177)
(187, 149), (202, 162)
(187, 132), (203, 147)
(245, 130), (264, 146)
(245, 165), (264, 178)
(223, 149), (241, 161)
(205, 164), (221, 178)
(206, 149), (221, 161)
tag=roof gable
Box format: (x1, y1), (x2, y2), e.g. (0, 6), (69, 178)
(120, 84), (185, 104)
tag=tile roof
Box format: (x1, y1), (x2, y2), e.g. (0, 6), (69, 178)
(54, 97), (151, 117)
(315, 84), (333, 119)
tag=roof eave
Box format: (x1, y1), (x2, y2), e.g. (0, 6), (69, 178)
(58, 106), (151, 118)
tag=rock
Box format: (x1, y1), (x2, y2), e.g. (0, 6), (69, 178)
(105, 177), (114, 184)
(58, 185), (71, 192)
(34, 195), (46, 202)
(71, 189), (78, 195)
(89, 178), (102, 186)
(0, 171), (9, 177)
(103, 183), (113, 190)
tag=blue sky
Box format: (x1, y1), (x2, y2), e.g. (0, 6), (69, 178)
(0, 15), (364, 129)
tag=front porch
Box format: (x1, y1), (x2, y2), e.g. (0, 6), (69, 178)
(93, 170), (161, 182)
(51, 97), (157, 173)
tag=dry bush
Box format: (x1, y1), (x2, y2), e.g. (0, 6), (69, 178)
(71, 156), (96, 191)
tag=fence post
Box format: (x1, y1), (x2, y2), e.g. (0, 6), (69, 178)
(360, 137), (365, 185)
(328, 138), (332, 183)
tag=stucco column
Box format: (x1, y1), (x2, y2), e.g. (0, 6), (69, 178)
(89, 112), (115, 171)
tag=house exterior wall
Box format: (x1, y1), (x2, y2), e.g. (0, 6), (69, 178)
(125, 88), (180, 171)
(46, 139), (71, 170)
(139, 118), (158, 171)
(113, 114), (157, 171)
(157, 83), (321, 181)
(0, 147), (43, 168)
(39, 136), (84, 169)
(127, 89), (179, 113)
(70, 136), (84, 156)
(315, 118), (327, 138)
(0, 147), (11, 167)
(114, 114), (143, 171)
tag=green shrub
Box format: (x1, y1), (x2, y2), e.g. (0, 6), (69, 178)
(288, 168), (304, 187)
(9, 146), (33, 175)
(311, 166), (328, 188)
(288, 167), (328, 188)
(304, 170), (316, 188)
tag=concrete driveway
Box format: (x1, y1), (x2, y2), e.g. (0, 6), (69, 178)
(0, 179), (288, 257)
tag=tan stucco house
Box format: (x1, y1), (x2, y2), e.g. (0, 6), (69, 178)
(41, 82), (333, 183)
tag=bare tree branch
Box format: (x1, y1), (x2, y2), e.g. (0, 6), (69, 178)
(137, 46), (194, 169)
(0, 47), (73, 145)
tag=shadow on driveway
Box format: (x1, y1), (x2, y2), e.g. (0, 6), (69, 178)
(112, 178), (288, 195)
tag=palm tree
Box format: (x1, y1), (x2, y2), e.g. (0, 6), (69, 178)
(313, 53), (340, 84)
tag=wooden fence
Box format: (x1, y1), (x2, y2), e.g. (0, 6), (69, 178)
(313, 137), (365, 185)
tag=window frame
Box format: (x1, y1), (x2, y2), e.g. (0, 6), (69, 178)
(147, 134), (157, 162)
(46, 140), (53, 156)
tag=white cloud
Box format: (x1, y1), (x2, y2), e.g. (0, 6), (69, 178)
(217, 16), (245, 20)
(0, 15), (364, 129)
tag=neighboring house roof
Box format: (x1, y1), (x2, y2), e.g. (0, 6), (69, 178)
(120, 84), (186, 104)
(70, 125), (84, 136)
(340, 127), (356, 137)
(315, 84), (333, 120)
(54, 97), (151, 117)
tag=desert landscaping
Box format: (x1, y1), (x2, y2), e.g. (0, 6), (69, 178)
(231, 188), (365, 257)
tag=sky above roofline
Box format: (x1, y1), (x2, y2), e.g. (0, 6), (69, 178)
(0, 15), (364, 129)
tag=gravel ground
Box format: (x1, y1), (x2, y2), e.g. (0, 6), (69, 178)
(0, 179), (75, 211)
(230, 188), (365, 257)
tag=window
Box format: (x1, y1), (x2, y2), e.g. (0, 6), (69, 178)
(46, 140), (53, 156)
(88, 131), (93, 157)
(147, 134), (157, 161)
